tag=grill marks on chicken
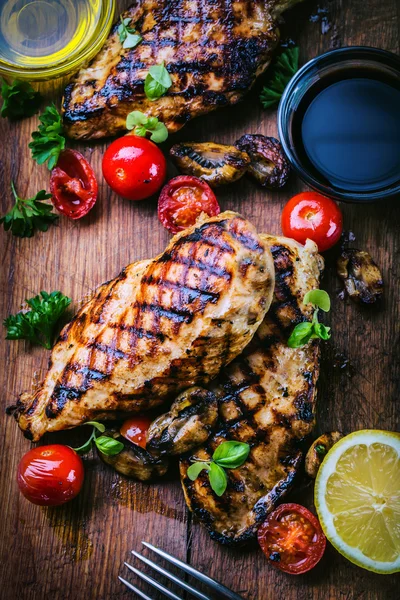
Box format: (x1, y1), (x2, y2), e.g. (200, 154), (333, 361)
(14, 213), (275, 442)
(180, 236), (324, 544)
(62, 0), (302, 139)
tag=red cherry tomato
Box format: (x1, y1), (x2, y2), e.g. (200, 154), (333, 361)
(158, 175), (220, 234)
(281, 192), (343, 252)
(120, 416), (153, 448)
(17, 445), (84, 506)
(102, 136), (166, 201)
(50, 149), (98, 219)
(258, 503), (326, 575)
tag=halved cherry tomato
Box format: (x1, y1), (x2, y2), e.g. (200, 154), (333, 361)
(17, 445), (84, 506)
(50, 149), (98, 219)
(281, 192), (343, 252)
(102, 136), (166, 201)
(120, 416), (153, 448)
(258, 503), (326, 574)
(158, 175), (220, 234)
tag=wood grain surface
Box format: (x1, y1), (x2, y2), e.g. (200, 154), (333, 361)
(0, 1), (399, 599)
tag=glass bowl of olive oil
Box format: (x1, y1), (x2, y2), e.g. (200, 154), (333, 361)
(0, 0), (115, 80)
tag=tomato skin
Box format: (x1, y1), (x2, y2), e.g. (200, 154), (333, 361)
(258, 503), (326, 575)
(50, 149), (98, 219)
(120, 416), (153, 448)
(281, 192), (343, 252)
(158, 175), (220, 234)
(102, 136), (166, 201)
(17, 445), (84, 506)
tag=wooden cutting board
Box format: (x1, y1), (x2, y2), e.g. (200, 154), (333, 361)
(0, 1), (399, 598)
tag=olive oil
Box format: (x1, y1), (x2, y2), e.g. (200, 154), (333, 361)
(0, 0), (103, 69)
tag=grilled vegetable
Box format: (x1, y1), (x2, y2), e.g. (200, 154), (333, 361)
(305, 432), (343, 478)
(147, 387), (218, 456)
(98, 429), (169, 481)
(170, 142), (250, 187)
(337, 249), (383, 304)
(235, 134), (290, 189)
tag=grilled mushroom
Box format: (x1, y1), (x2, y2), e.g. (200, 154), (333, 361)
(147, 387), (218, 456)
(337, 249), (383, 304)
(235, 134), (290, 189)
(305, 432), (343, 478)
(169, 142), (250, 187)
(98, 429), (168, 481)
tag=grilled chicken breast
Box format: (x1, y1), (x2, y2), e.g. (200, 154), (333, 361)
(14, 212), (275, 442)
(180, 236), (324, 544)
(62, 0), (302, 140)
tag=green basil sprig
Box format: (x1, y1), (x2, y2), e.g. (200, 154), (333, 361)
(126, 110), (168, 143)
(187, 441), (250, 497)
(73, 421), (124, 457)
(118, 16), (142, 49)
(144, 62), (172, 101)
(287, 289), (331, 348)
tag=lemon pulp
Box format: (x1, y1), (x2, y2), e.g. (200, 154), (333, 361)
(315, 430), (400, 573)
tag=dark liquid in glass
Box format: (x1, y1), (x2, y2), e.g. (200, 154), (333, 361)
(294, 73), (400, 193)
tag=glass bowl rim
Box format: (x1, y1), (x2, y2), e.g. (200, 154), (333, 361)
(277, 45), (400, 203)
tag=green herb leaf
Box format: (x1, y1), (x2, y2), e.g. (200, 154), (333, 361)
(315, 444), (326, 456)
(287, 321), (314, 348)
(29, 104), (66, 170)
(313, 322), (331, 340)
(118, 16), (142, 49)
(84, 421), (106, 433)
(126, 110), (168, 143)
(260, 46), (299, 109)
(304, 289), (331, 312)
(187, 462), (210, 480)
(3, 290), (71, 349)
(208, 462), (228, 497)
(0, 181), (58, 238)
(213, 441), (250, 469)
(73, 431), (96, 455)
(95, 436), (124, 456)
(0, 79), (42, 120)
(144, 61), (172, 101)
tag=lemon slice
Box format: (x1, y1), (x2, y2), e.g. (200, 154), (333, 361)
(315, 429), (400, 574)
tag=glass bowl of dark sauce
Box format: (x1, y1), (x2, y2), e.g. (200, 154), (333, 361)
(278, 47), (400, 202)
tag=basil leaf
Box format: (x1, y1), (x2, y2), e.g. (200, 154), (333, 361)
(149, 121), (168, 143)
(148, 63), (172, 88)
(187, 462), (210, 481)
(73, 436), (95, 455)
(123, 33), (142, 49)
(208, 462), (228, 497)
(287, 321), (313, 348)
(144, 76), (167, 101)
(304, 289), (331, 312)
(134, 124), (148, 138)
(313, 322), (331, 340)
(126, 110), (148, 129)
(213, 441), (250, 469)
(95, 436), (124, 456)
(84, 421), (105, 433)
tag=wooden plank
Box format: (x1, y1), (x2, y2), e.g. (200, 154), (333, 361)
(0, 0), (399, 599)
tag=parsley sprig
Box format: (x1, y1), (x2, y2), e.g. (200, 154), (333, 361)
(29, 104), (66, 170)
(73, 421), (124, 457)
(4, 291), (71, 349)
(0, 181), (58, 238)
(144, 62), (172, 101)
(260, 46), (299, 109)
(118, 16), (142, 49)
(0, 79), (42, 120)
(288, 289), (331, 348)
(126, 110), (168, 143)
(187, 441), (250, 496)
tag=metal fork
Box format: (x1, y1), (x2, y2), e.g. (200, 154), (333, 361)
(119, 541), (244, 600)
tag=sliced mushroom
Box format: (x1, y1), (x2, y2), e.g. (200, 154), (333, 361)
(305, 432), (343, 478)
(98, 429), (169, 481)
(169, 142), (250, 187)
(235, 134), (290, 189)
(147, 387), (218, 456)
(337, 249), (383, 304)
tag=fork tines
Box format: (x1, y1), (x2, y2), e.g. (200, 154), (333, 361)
(119, 541), (244, 600)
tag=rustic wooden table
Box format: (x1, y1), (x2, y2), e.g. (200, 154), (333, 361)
(0, 1), (399, 599)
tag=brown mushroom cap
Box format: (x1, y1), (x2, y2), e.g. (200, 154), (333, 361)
(337, 249), (383, 304)
(235, 134), (290, 189)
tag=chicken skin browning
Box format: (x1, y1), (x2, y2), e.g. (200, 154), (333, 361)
(14, 212), (275, 441)
(62, 0), (303, 140)
(180, 236), (324, 544)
